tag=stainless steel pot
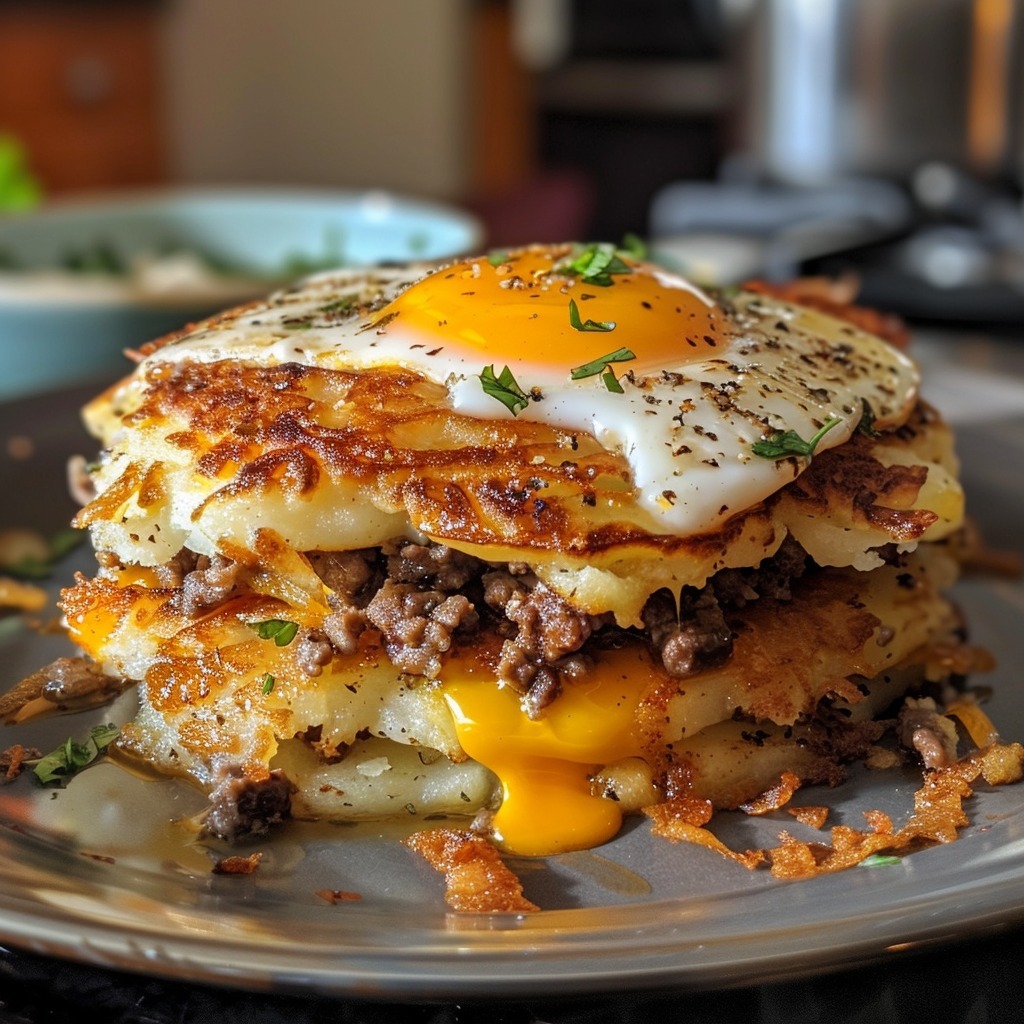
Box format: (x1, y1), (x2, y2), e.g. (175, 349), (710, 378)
(725, 0), (1024, 186)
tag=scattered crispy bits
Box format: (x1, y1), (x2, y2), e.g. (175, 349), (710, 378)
(316, 889), (363, 904)
(865, 745), (903, 770)
(212, 851), (263, 875)
(920, 644), (997, 687)
(0, 577), (47, 614)
(404, 828), (539, 913)
(657, 795), (714, 826)
(787, 805), (829, 829)
(862, 808), (893, 833)
(951, 517), (1023, 579)
(0, 744), (41, 782)
(740, 771), (802, 815)
(648, 743), (1024, 880)
(644, 799), (766, 870)
(968, 741), (1024, 786)
(945, 699), (1002, 750)
(960, 543), (1023, 578)
(766, 755), (980, 878)
(5, 436), (34, 461)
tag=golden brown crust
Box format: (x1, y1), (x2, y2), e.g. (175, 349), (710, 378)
(74, 357), (956, 567)
(780, 407), (941, 541)
(403, 828), (539, 912)
(742, 277), (911, 349)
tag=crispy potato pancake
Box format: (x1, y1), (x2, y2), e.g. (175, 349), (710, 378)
(55, 243), (990, 862)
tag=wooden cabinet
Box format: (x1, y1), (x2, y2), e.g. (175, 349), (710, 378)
(0, 3), (165, 194)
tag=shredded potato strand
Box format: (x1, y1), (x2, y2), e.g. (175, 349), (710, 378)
(647, 743), (1024, 882)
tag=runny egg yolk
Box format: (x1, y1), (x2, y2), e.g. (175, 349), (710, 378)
(441, 640), (655, 857)
(383, 246), (723, 379)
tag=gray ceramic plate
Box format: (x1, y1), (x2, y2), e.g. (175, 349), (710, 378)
(0, 381), (1021, 1000)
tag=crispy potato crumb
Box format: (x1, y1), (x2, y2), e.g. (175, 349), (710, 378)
(316, 889), (363, 904)
(645, 801), (766, 870)
(740, 770), (802, 815)
(648, 743), (1024, 881)
(404, 828), (539, 913)
(787, 805), (829, 829)
(0, 743), (41, 782)
(865, 746), (904, 770)
(212, 852), (262, 875)
(972, 741), (1024, 786)
(0, 577), (47, 614)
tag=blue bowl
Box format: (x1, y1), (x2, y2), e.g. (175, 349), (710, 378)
(0, 187), (482, 398)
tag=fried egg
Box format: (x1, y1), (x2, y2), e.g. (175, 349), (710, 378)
(140, 243), (918, 537)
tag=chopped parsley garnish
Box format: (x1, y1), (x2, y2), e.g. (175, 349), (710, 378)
(32, 723), (119, 786)
(560, 242), (633, 287)
(261, 673), (276, 695)
(602, 368), (625, 394)
(858, 399), (880, 437)
(568, 298), (615, 333)
(2, 528), (84, 580)
(570, 346), (636, 380)
(480, 364), (531, 416)
(619, 232), (647, 260)
(487, 249), (510, 266)
(752, 416), (842, 460)
(250, 619), (299, 646)
(859, 853), (902, 868)
(319, 294), (359, 317)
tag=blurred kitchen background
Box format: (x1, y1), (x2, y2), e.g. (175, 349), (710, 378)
(2, 0), (1024, 328)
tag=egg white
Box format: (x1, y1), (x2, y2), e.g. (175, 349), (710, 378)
(141, 259), (919, 538)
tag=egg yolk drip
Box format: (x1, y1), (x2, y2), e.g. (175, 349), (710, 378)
(382, 245), (723, 380)
(440, 640), (655, 856)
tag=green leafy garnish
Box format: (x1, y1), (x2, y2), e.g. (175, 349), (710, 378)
(480, 364), (531, 416)
(261, 673), (276, 695)
(487, 249), (510, 266)
(570, 346), (636, 380)
(561, 242), (633, 287)
(859, 853), (902, 868)
(620, 232), (647, 260)
(250, 619), (299, 646)
(858, 399), (880, 437)
(751, 416), (842, 460)
(568, 298), (616, 333)
(3, 528), (85, 580)
(318, 294), (359, 317)
(602, 368), (625, 394)
(33, 723), (119, 786)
